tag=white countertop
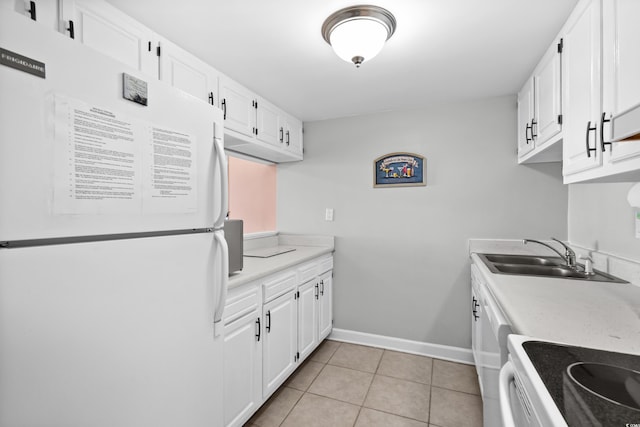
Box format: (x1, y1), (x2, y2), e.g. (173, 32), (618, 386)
(470, 251), (640, 355)
(228, 234), (334, 289)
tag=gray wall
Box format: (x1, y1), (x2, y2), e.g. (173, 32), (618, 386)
(568, 183), (640, 261)
(277, 96), (568, 349)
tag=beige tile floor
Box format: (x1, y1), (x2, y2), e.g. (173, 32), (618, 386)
(245, 340), (482, 427)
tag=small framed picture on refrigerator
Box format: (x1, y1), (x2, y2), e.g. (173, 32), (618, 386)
(122, 73), (148, 106)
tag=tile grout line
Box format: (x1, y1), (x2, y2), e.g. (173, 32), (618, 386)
(428, 357), (434, 425)
(276, 387), (305, 427)
(278, 341), (336, 427)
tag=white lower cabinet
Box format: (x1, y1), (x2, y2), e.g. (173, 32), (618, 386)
(318, 270), (333, 341)
(222, 286), (262, 427)
(262, 291), (298, 398)
(223, 254), (333, 426)
(297, 279), (319, 362)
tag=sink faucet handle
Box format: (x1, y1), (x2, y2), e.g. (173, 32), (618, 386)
(551, 237), (576, 267)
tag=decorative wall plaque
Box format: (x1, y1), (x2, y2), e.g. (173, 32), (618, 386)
(374, 152), (426, 188)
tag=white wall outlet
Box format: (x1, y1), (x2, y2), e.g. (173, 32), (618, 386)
(325, 208), (334, 221)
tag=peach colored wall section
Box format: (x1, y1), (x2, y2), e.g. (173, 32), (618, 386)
(228, 156), (276, 234)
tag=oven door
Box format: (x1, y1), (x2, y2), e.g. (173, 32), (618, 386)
(500, 360), (542, 427)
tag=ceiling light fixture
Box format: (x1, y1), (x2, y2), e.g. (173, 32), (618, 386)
(321, 5), (396, 68)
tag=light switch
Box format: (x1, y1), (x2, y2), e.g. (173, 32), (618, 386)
(325, 208), (334, 221)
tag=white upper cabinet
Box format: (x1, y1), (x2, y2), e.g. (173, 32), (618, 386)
(601, 0), (640, 173)
(0, 0), (59, 31)
(8, 0), (304, 164)
(256, 97), (282, 147)
(283, 114), (304, 157)
(517, 78), (535, 159)
(517, 37), (563, 164)
(533, 40), (563, 149)
(158, 37), (219, 108)
(220, 75), (258, 139)
(561, 0), (602, 179)
(59, 0), (158, 78)
(559, 0), (640, 183)
(221, 74), (304, 163)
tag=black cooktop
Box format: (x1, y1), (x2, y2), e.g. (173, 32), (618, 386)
(523, 341), (640, 426)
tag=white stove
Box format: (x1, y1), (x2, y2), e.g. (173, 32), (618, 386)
(500, 335), (640, 427)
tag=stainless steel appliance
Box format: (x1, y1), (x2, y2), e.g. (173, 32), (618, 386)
(224, 219), (243, 274)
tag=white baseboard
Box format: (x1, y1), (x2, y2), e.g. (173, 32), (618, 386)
(328, 328), (474, 365)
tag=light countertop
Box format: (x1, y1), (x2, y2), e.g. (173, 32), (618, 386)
(470, 246), (640, 355)
(228, 234), (334, 289)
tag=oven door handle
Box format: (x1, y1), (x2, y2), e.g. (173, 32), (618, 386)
(499, 361), (517, 427)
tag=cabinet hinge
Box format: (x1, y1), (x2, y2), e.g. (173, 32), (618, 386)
(255, 101), (258, 109)
(296, 351), (300, 361)
(557, 38), (563, 54)
(297, 291), (300, 298)
(558, 114), (563, 125)
(156, 45), (161, 57)
(148, 41), (151, 52)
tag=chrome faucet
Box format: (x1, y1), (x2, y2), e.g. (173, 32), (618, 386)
(523, 238), (577, 268)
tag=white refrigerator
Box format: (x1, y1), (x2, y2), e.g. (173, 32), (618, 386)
(0, 13), (228, 427)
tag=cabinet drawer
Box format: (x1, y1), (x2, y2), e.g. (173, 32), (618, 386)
(298, 261), (319, 284)
(318, 256), (333, 274)
(263, 272), (297, 303)
(224, 285), (260, 326)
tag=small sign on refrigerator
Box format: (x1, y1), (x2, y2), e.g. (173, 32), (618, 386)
(123, 73), (148, 106)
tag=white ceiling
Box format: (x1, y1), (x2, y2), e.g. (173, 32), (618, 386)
(105, 0), (578, 122)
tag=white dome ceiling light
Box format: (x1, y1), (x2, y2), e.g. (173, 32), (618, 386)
(321, 5), (396, 68)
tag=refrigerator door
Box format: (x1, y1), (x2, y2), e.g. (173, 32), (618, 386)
(0, 13), (225, 241)
(0, 233), (223, 427)
(213, 228), (229, 336)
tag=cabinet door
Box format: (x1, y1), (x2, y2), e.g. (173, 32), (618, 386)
(158, 37), (219, 107)
(220, 76), (256, 139)
(223, 312), (262, 427)
(562, 0), (602, 176)
(297, 280), (319, 362)
(603, 0), (640, 164)
(284, 115), (304, 158)
(262, 291), (297, 398)
(533, 40), (562, 146)
(256, 98), (282, 147)
(318, 271), (333, 340)
(59, 0), (158, 78)
(517, 79), (535, 158)
(0, 0), (58, 31)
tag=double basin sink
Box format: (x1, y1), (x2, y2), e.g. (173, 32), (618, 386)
(477, 253), (628, 283)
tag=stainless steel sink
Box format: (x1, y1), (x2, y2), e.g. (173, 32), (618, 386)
(482, 254), (561, 266)
(477, 253), (628, 283)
